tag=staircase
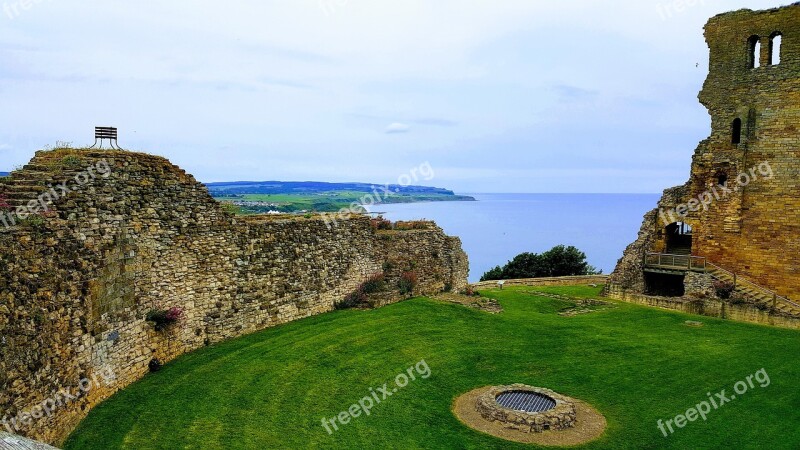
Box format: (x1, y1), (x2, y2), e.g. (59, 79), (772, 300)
(706, 263), (800, 316)
(0, 160), (86, 222)
(643, 252), (800, 317)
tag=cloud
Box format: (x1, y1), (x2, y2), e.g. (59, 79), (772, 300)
(385, 123), (411, 134)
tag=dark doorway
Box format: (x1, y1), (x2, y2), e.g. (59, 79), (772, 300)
(644, 272), (686, 297)
(665, 222), (692, 255)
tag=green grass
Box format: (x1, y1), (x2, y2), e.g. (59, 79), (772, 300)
(64, 286), (800, 449)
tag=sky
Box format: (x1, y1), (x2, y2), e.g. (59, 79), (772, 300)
(0, 0), (788, 193)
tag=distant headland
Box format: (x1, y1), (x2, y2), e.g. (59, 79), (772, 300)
(204, 180), (476, 214)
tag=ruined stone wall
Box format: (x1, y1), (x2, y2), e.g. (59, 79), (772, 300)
(610, 4), (800, 300)
(0, 148), (468, 445)
(606, 285), (800, 331)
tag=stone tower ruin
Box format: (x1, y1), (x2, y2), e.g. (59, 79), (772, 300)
(609, 4), (800, 307)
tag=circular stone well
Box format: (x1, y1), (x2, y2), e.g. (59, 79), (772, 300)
(476, 384), (577, 433)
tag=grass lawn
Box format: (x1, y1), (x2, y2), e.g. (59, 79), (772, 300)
(64, 286), (800, 449)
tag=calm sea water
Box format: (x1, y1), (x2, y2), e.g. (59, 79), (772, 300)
(368, 194), (660, 282)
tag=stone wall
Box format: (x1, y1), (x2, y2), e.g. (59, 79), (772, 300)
(605, 285), (800, 331)
(470, 275), (609, 290)
(610, 4), (800, 300)
(0, 148), (468, 445)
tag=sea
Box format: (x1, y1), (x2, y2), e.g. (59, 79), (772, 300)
(367, 193), (660, 283)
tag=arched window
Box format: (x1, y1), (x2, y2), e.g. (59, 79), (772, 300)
(749, 35), (761, 68)
(717, 172), (728, 186)
(770, 32), (782, 65)
(731, 118), (742, 144)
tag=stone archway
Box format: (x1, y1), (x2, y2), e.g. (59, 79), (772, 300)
(664, 222), (692, 255)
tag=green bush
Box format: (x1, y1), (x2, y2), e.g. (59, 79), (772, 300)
(19, 214), (46, 230)
(480, 245), (600, 281)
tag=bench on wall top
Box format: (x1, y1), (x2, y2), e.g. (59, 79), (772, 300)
(89, 126), (123, 150)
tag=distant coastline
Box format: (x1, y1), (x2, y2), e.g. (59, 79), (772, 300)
(203, 180), (475, 214)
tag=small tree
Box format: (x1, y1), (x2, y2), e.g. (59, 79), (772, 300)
(541, 245), (598, 277)
(480, 245), (600, 281)
(480, 266), (504, 282)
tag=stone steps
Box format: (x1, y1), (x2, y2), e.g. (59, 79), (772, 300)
(707, 267), (800, 316)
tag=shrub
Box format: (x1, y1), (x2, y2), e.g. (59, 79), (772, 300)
(480, 245), (600, 281)
(754, 302), (773, 312)
(361, 273), (386, 294)
(146, 307), (184, 331)
(336, 273), (387, 310)
(394, 220), (430, 231)
(728, 295), (749, 306)
(398, 271), (418, 296)
(336, 287), (368, 310)
(148, 358), (163, 373)
(370, 216), (392, 230)
(19, 213), (46, 230)
(61, 155), (83, 168)
(0, 194), (10, 210)
(714, 280), (736, 299)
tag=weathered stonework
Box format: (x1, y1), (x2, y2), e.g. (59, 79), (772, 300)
(684, 272), (717, 299)
(610, 5), (800, 301)
(475, 384), (576, 433)
(0, 148), (468, 445)
(606, 285), (800, 330)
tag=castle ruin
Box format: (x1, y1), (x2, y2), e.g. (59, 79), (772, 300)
(0, 149), (468, 445)
(609, 4), (800, 315)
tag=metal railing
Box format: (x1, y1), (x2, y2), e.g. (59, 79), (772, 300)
(644, 253), (707, 271)
(644, 252), (799, 311)
(705, 262), (800, 310)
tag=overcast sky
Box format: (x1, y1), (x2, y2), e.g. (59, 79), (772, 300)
(0, 0), (787, 192)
